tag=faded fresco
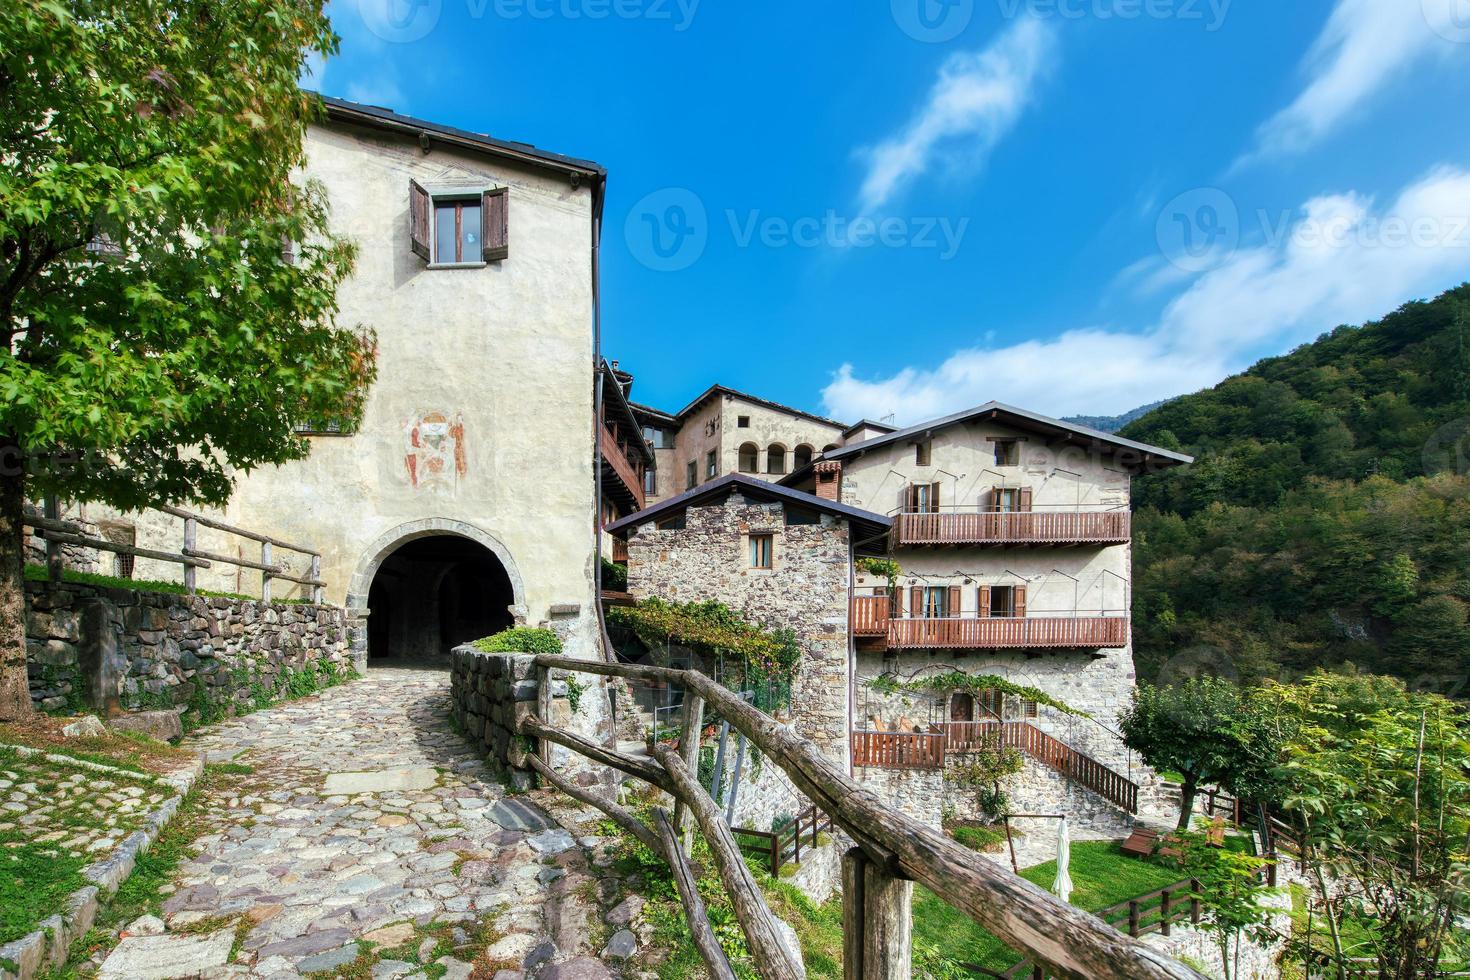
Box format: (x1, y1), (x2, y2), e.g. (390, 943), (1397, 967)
(402, 411), (468, 489)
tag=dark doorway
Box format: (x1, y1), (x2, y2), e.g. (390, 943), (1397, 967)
(366, 535), (515, 663)
(950, 693), (975, 722)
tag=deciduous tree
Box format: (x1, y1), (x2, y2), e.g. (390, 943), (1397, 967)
(0, 0), (376, 719)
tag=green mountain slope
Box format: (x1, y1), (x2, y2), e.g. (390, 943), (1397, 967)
(1064, 400), (1171, 434)
(1122, 284), (1470, 687)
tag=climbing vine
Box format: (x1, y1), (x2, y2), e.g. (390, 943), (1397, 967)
(857, 556), (902, 591)
(865, 671), (1087, 717)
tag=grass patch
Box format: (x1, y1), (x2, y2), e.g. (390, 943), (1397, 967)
(24, 563), (252, 601)
(0, 832), (92, 946)
(912, 841), (1186, 974)
(950, 825), (1007, 854)
(0, 715), (191, 775)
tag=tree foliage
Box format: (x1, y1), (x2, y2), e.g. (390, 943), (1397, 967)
(1120, 678), (1279, 829)
(0, 0), (375, 717)
(1125, 285), (1470, 685)
(1161, 825), (1274, 980)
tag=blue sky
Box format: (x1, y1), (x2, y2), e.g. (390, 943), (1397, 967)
(310, 0), (1470, 423)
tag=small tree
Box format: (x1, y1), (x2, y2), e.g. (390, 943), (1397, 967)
(0, 0), (376, 718)
(1120, 678), (1271, 830)
(1163, 825), (1274, 980)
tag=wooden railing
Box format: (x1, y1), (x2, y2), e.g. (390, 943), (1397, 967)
(732, 805), (836, 877)
(894, 510), (1131, 547)
(887, 616), (1129, 650)
(29, 498), (325, 603)
(610, 538), (630, 562)
(521, 654), (1204, 980)
(602, 422), (647, 510)
(851, 730), (946, 770)
(853, 721), (1140, 814)
(851, 595), (891, 636)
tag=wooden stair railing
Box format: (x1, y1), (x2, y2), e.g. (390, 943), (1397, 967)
(940, 721), (1140, 814)
(519, 654), (1204, 980)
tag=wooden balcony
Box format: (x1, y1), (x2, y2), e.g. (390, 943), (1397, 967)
(893, 510), (1130, 548)
(850, 597), (1127, 651)
(600, 423), (646, 511)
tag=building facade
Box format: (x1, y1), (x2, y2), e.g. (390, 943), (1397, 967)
(88, 97), (610, 670)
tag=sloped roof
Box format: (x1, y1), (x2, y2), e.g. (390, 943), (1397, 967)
(638, 384), (847, 430)
(605, 474), (890, 548)
(823, 401), (1193, 470)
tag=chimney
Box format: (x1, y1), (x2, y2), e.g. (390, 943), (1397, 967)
(814, 459), (842, 501)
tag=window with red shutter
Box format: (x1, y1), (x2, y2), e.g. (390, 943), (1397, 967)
(481, 187), (508, 261)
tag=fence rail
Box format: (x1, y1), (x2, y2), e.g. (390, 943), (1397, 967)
(30, 499), (324, 603)
(852, 721), (1139, 814)
(886, 616), (1129, 650)
(894, 511), (1131, 547)
(732, 805), (836, 877)
(520, 654), (1203, 980)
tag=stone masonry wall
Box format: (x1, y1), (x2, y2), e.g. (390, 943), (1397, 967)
(25, 579), (354, 717)
(853, 767), (944, 829)
(624, 493), (852, 766)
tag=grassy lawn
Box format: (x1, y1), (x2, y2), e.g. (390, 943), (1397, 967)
(23, 563), (315, 604)
(0, 831), (92, 948)
(912, 840), (1186, 974)
(0, 713), (191, 775)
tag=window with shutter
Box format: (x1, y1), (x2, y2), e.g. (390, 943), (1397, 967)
(948, 585), (962, 618)
(909, 586), (923, 619)
(1018, 487), (1034, 512)
(481, 187), (508, 261)
(978, 586), (992, 619)
(409, 180), (431, 259)
(1014, 585), (1027, 618)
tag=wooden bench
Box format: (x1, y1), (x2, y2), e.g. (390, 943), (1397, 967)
(1121, 827), (1181, 860)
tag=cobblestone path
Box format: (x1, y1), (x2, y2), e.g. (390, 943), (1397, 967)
(99, 666), (637, 980)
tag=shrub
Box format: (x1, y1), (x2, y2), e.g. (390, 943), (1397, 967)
(600, 556), (628, 591)
(474, 627), (563, 655)
(952, 825), (1006, 853)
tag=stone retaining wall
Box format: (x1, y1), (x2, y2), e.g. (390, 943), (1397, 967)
(25, 579), (355, 719)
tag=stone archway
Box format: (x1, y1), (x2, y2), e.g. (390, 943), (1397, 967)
(347, 519), (528, 667)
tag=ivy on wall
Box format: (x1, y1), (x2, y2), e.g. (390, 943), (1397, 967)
(865, 670), (1086, 717)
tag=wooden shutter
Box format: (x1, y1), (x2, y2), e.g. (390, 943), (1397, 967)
(409, 180), (431, 260)
(482, 186), (508, 261)
(1014, 585), (1027, 618)
(980, 488), (994, 513)
(978, 586), (991, 619)
(1018, 487), (1034, 512)
(930, 482), (941, 514)
(893, 586), (904, 617)
(910, 587), (923, 619)
(948, 586), (962, 618)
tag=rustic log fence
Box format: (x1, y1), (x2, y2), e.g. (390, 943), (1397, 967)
(30, 497), (325, 603)
(520, 654), (1205, 980)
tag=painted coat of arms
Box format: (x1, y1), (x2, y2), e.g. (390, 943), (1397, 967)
(402, 411), (468, 489)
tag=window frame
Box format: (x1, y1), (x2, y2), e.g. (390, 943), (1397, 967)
(686, 461), (698, 491)
(431, 196), (484, 266)
(749, 533), (774, 570)
(993, 439), (1021, 467)
(990, 585), (1016, 618)
(915, 440), (933, 466)
(706, 449), (719, 480)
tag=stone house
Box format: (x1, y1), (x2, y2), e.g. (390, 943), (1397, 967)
(630, 386), (849, 505)
(80, 96), (614, 672)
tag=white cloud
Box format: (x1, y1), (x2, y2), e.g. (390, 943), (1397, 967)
(856, 19), (1056, 213)
(1241, 0), (1451, 164)
(823, 166), (1470, 422)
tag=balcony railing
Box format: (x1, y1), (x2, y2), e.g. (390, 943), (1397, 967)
(851, 595), (891, 636)
(885, 616), (1129, 650)
(601, 423), (646, 510)
(893, 509), (1130, 547)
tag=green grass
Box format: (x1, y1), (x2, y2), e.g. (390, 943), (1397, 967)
(24, 563), (252, 601)
(0, 831), (92, 946)
(951, 825), (1007, 854)
(912, 841), (1186, 974)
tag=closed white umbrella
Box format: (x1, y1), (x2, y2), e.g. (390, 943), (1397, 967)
(1052, 817), (1074, 904)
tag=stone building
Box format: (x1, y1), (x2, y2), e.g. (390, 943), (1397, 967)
(631, 386), (848, 504)
(85, 96), (614, 671)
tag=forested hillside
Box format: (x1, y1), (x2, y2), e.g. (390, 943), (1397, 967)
(1122, 284), (1470, 687)
(1064, 399), (1171, 434)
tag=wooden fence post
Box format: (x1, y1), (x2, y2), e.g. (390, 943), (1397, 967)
(260, 540), (272, 603)
(1160, 888), (1172, 937)
(537, 664), (553, 766)
(862, 859), (913, 979)
(43, 495), (62, 583)
(1128, 901), (1140, 937)
(842, 847), (866, 980)
(310, 554), (323, 604)
(1189, 879), (1201, 924)
(183, 517), (197, 595)
(673, 693), (704, 853)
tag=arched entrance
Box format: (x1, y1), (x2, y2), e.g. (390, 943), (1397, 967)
(348, 520), (525, 665)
